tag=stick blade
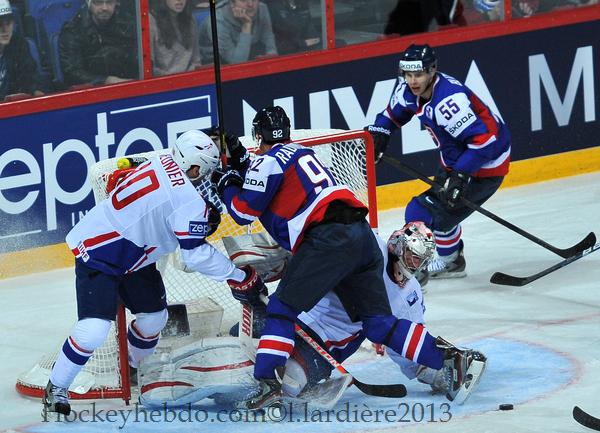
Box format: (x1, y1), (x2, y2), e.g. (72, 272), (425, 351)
(490, 272), (529, 287)
(353, 380), (407, 398)
(573, 406), (600, 431)
(558, 232), (597, 258)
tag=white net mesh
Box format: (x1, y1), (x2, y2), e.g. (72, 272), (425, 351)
(16, 129), (375, 400)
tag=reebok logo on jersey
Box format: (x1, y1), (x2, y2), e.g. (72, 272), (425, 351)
(188, 221), (209, 237)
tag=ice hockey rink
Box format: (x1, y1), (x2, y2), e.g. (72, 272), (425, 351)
(1, 171), (599, 433)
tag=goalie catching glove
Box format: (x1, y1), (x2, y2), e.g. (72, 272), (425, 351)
(227, 265), (268, 305)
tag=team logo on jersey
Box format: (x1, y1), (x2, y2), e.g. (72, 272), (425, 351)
(425, 106), (433, 119)
(407, 290), (419, 306)
(188, 221), (209, 237)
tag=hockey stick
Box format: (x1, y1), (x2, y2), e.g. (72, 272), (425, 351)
(293, 323), (407, 398)
(573, 406), (600, 431)
(238, 302), (255, 361)
(244, 295), (407, 398)
(381, 155), (596, 259)
(490, 242), (600, 286)
(208, 0), (228, 162)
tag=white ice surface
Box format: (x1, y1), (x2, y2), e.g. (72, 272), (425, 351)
(1, 172), (599, 432)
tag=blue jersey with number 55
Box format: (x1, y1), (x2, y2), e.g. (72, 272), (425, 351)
(221, 143), (366, 252)
(374, 72), (511, 177)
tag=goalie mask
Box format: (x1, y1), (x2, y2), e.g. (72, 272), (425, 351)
(387, 222), (435, 284)
(172, 130), (220, 182)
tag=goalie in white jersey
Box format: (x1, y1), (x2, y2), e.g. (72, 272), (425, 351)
(137, 222), (487, 408)
(42, 130), (267, 417)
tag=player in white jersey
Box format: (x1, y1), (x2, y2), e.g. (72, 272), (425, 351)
(42, 130), (267, 417)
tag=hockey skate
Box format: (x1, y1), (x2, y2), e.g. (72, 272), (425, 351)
(435, 337), (487, 405)
(237, 367), (284, 415)
(42, 380), (71, 417)
(428, 243), (466, 279)
(416, 366), (448, 394)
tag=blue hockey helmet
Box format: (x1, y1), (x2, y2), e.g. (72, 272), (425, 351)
(399, 44), (438, 75)
(252, 106), (291, 144)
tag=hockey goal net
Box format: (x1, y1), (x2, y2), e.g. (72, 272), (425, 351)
(16, 129), (377, 402)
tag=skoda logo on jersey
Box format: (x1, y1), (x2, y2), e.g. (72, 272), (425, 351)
(448, 112), (476, 135)
(244, 177), (267, 192)
(425, 106), (433, 120)
(189, 221), (209, 237)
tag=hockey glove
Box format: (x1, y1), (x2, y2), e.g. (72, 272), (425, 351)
(214, 168), (244, 198)
(227, 265), (268, 305)
(206, 201), (222, 237)
(439, 171), (471, 208)
(224, 133), (251, 174)
(364, 125), (391, 164)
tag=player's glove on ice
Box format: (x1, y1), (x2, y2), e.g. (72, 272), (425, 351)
(364, 125), (391, 164)
(440, 171), (471, 208)
(224, 133), (250, 174)
(227, 265), (268, 305)
(213, 169), (243, 198)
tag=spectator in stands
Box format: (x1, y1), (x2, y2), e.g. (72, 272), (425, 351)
(150, 0), (202, 76)
(264, 0), (321, 55)
(198, 0), (277, 64)
(384, 0), (466, 35)
(59, 0), (138, 87)
(0, 0), (44, 100)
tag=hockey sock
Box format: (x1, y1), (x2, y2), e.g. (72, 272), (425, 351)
(50, 318), (112, 389)
(363, 316), (444, 370)
(255, 295), (298, 380)
(127, 310), (167, 368)
(434, 226), (462, 257)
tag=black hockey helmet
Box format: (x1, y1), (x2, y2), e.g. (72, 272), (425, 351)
(399, 44), (437, 75)
(252, 106), (291, 144)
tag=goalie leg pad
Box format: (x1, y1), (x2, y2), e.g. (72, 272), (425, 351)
(223, 233), (292, 282)
(139, 337), (255, 408)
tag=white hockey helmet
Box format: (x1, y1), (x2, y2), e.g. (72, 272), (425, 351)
(172, 130), (221, 181)
(387, 221), (435, 283)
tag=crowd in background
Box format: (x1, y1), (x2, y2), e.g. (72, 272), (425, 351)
(0, 0), (597, 102)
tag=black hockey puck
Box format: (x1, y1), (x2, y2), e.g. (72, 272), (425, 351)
(499, 404), (514, 411)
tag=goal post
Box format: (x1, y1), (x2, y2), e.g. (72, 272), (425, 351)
(15, 129), (377, 402)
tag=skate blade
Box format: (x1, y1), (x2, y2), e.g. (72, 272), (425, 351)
(447, 358), (487, 405)
(41, 407), (68, 422)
